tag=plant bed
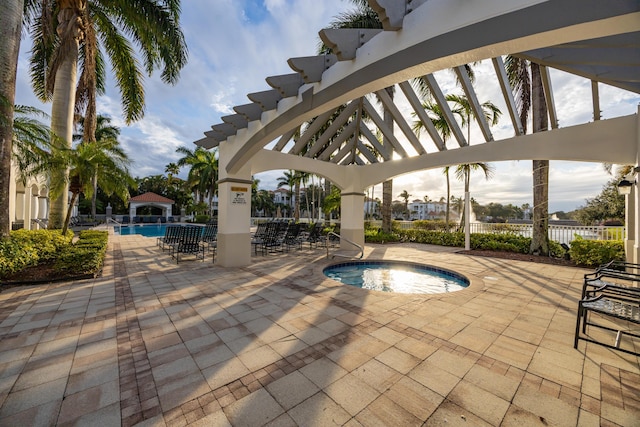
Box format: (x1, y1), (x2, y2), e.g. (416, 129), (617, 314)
(1, 262), (98, 287)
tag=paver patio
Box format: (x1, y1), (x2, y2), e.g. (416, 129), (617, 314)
(0, 233), (638, 426)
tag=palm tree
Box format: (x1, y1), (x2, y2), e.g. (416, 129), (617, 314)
(29, 137), (134, 234)
(414, 100), (465, 231)
(446, 93), (500, 234)
(252, 189), (274, 217)
(454, 163), (495, 227)
(185, 149), (218, 217)
(25, 0), (188, 229)
(277, 170), (297, 217)
(176, 146), (217, 209)
(165, 162), (180, 185)
(0, 1), (25, 238)
(505, 56), (550, 255)
(11, 104), (52, 186)
(399, 190), (412, 220)
(74, 115), (127, 218)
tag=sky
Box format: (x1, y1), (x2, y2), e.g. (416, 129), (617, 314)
(13, 0), (640, 213)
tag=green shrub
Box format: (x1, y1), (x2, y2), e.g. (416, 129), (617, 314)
(194, 215), (210, 224)
(410, 220), (449, 231)
(10, 229), (73, 261)
(0, 238), (39, 278)
(569, 237), (624, 267)
(54, 231), (108, 276)
(364, 229), (400, 243)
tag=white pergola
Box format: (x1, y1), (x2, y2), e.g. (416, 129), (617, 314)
(195, 0), (640, 267)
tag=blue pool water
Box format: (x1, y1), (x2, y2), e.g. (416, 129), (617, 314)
(117, 224), (174, 237)
(323, 261), (469, 294)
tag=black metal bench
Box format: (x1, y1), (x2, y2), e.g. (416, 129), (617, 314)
(574, 283), (640, 356)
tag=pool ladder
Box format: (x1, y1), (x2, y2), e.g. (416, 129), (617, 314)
(326, 232), (364, 260)
(106, 218), (122, 234)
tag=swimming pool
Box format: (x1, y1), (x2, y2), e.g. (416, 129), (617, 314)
(117, 224), (191, 237)
(323, 260), (469, 294)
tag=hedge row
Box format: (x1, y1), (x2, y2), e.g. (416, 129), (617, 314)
(54, 230), (108, 276)
(568, 236), (624, 267)
(363, 228), (617, 262)
(0, 229), (74, 278)
(0, 229), (108, 280)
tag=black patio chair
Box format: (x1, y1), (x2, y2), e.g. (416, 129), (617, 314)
(170, 226), (205, 263)
(306, 223), (325, 249)
(283, 223), (303, 251)
(201, 223), (218, 252)
(251, 222), (269, 254)
(258, 222), (286, 255)
(157, 225), (183, 251)
(574, 283), (640, 356)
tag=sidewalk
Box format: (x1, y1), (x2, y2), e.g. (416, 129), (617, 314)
(0, 234), (638, 426)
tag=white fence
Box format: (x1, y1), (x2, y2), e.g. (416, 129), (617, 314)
(366, 220), (624, 245)
(251, 218), (624, 245)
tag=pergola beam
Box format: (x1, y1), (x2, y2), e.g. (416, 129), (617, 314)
(492, 56), (524, 136)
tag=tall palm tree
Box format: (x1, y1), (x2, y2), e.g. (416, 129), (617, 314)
(413, 99), (465, 231)
(454, 163), (494, 227)
(446, 93), (500, 230)
(187, 149), (218, 216)
(165, 162), (180, 184)
(506, 56), (550, 255)
(0, 1), (25, 238)
(399, 190), (412, 220)
(25, 0), (188, 228)
(29, 137), (134, 234)
(11, 104), (52, 186)
(176, 146), (215, 206)
(277, 170), (297, 218)
(74, 114), (127, 218)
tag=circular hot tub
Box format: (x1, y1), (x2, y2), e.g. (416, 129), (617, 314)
(323, 260), (469, 294)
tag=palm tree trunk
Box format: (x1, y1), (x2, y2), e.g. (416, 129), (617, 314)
(91, 173), (98, 218)
(381, 87), (394, 233)
(0, 0), (24, 238)
(530, 63), (550, 255)
(49, 8), (80, 229)
(294, 181), (301, 221)
(62, 191), (79, 235)
(324, 178), (331, 224)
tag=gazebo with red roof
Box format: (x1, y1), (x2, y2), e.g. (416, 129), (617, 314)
(128, 192), (175, 221)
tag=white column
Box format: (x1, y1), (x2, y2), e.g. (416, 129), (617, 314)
(625, 190), (635, 262)
(38, 196), (48, 220)
(633, 105), (640, 265)
(340, 192), (365, 250)
(217, 177), (252, 267)
(23, 186), (33, 230)
(464, 191), (471, 251)
(15, 191), (25, 227)
(31, 194), (39, 224)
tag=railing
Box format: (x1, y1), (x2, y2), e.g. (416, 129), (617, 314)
(467, 223), (624, 245)
(366, 220), (624, 245)
(326, 232), (364, 259)
(106, 218), (122, 234)
(31, 218), (48, 229)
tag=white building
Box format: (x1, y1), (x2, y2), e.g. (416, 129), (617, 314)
(408, 200), (447, 220)
(8, 160), (49, 230)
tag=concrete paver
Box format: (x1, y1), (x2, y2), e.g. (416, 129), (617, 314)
(0, 233), (638, 426)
